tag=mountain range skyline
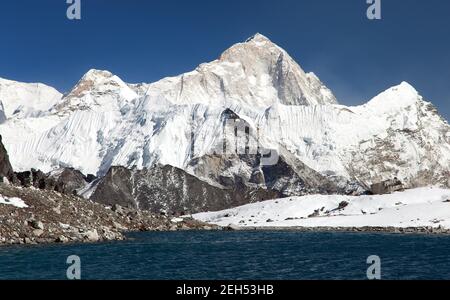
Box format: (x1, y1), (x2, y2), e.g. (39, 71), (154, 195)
(1, 0), (450, 121)
(1, 32), (448, 123)
(1, 67), (447, 122)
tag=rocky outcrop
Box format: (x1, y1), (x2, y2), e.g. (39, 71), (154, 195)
(15, 169), (46, 188)
(15, 168), (94, 196)
(188, 151), (347, 197)
(90, 165), (281, 215)
(0, 183), (216, 246)
(0, 135), (15, 183)
(370, 178), (404, 195)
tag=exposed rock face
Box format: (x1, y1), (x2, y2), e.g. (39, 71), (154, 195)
(90, 165), (281, 215)
(51, 69), (138, 115)
(186, 107), (353, 198)
(0, 102), (6, 124)
(0, 135), (15, 183)
(217, 33), (338, 106)
(370, 178), (404, 195)
(45, 168), (92, 195)
(15, 168), (92, 195)
(188, 151), (346, 198)
(342, 86), (450, 189)
(15, 169), (46, 188)
(0, 183), (217, 246)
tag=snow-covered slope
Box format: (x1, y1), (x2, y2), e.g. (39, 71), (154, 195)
(0, 78), (62, 120)
(193, 187), (450, 229)
(257, 82), (450, 188)
(0, 195), (28, 208)
(51, 69), (138, 115)
(0, 34), (448, 193)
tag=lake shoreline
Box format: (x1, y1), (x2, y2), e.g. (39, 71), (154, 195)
(0, 184), (219, 247)
(227, 225), (450, 235)
(2, 182), (450, 248)
(4, 224), (450, 248)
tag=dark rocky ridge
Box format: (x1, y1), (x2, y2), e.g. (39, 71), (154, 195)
(188, 149), (346, 198)
(90, 165), (282, 215)
(15, 168), (94, 195)
(0, 135), (15, 183)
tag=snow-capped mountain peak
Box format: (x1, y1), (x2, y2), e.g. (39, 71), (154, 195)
(141, 34), (338, 109)
(81, 69), (115, 82)
(245, 32), (272, 43)
(361, 81), (445, 125)
(366, 81), (419, 107)
(0, 78), (62, 120)
(218, 34), (338, 106)
(51, 69), (138, 114)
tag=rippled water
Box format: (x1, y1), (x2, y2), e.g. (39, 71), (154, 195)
(1, 231), (450, 279)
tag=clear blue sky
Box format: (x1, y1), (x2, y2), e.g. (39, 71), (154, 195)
(0, 0), (449, 120)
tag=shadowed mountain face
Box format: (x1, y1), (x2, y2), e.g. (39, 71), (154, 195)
(187, 152), (348, 197)
(0, 135), (15, 183)
(88, 147), (354, 215)
(90, 165), (282, 215)
(15, 168), (92, 196)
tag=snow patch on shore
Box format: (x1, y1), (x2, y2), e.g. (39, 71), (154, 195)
(0, 195), (28, 208)
(193, 188), (450, 229)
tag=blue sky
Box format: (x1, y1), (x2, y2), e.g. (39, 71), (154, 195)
(0, 0), (449, 120)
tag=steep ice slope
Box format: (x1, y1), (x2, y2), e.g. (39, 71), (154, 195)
(0, 78), (62, 120)
(0, 34), (448, 193)
(258, 82), (450, 187)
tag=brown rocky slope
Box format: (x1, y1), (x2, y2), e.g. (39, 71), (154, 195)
(0, 183), (216, 246)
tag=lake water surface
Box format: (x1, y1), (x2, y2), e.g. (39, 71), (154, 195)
(1, 231), (449, 280)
